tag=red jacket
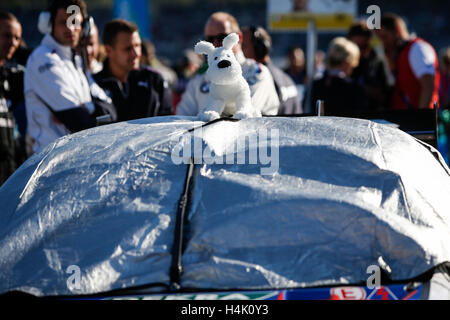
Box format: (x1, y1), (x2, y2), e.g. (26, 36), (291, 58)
(392, 38), (440, 109)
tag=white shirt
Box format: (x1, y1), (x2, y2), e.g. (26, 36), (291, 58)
(25, 34), (103, 153)
(408, 40), (437, 79)
(176, 51), (280, 117)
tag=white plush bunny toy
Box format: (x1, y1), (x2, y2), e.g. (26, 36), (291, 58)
(194, 33), (262, 121)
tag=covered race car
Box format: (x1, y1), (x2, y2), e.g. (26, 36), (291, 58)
(0, 116), (449, 300)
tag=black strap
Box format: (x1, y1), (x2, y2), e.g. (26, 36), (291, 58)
(170, 118), (239, 291)
(169, 157), (196, 291)
(187, 116), (239, 133)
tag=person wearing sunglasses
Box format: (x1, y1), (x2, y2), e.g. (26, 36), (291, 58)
(176, 11), (280, 118)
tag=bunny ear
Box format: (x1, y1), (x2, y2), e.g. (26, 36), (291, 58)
(222, 33), (239, 50)
(195, 41), (215, 55)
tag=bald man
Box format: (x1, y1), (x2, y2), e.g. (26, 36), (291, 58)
(176, 11), (280, 117)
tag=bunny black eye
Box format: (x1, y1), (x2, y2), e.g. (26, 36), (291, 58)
(227, 54), (230, 57)
(214, 57), (218, 60)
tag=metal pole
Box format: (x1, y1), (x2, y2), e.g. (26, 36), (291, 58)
(305, 19), (317, 114)
(316, 100), (324, 117)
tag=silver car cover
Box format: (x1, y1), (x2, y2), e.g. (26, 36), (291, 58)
(0, 116), (449, 297)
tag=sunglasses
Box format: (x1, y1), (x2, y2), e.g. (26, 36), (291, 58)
(204, 33), (229, 44)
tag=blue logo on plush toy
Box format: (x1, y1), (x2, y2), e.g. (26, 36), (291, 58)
(200, 81), (210, 94)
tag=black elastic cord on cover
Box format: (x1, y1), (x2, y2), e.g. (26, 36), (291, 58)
(169, 118), (239, 291)
(187, 116), (240, 133)
(169, 157), (196, 291)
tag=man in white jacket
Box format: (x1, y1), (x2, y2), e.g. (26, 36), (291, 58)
(176, 12), (280, 118)
(25, 0), (111, 154)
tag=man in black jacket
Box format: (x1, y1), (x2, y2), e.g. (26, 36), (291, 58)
(94, 19), (172, 122)
(0, 11), (24, 186)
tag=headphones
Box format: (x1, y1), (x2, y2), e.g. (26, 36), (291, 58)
(37, 1), (93, 39)
(249, 25), (271, 61)
(38, 11), (52, 34)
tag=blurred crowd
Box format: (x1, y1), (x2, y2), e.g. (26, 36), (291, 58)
(1, 0), (449, 186)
